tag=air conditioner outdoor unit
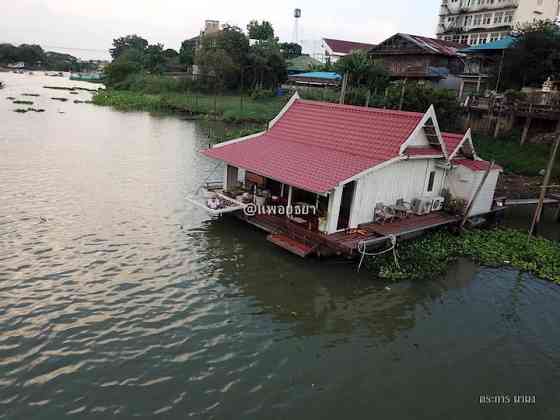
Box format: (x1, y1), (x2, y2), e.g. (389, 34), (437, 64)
(411, 198), (432, 215)
(431, 196), (445, 212)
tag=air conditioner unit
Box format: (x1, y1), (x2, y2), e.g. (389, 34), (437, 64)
(431, 196), (445, 212)
(411, 198), (433, 215)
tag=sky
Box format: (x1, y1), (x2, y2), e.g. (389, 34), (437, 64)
(2, 0), (441, 60)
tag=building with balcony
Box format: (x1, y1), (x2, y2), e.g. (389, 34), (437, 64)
(437, 0), (560, 46)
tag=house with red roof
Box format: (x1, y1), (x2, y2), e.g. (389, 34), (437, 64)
(199, 93), (501, 245)
(321, 38), (376, 64)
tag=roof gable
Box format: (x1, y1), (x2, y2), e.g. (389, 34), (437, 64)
(442, 129), (477, 160)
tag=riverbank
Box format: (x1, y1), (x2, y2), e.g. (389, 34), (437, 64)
(366, 228), (560, 283)
(92, 90), (287, 123)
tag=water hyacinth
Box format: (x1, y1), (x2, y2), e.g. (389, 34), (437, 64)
(366, 228), (560, 283)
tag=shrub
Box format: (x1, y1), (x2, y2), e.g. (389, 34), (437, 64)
(250, 88), (275, 100)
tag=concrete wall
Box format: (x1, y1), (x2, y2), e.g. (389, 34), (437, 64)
(515, 0), (559, 24)
(447, 165), (500, 216)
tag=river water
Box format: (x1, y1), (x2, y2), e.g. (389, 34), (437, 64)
(1, 73), (559, 419)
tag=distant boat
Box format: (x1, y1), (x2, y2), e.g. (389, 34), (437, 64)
(70, 72), (103, 82)
(0, 81), (4, 89)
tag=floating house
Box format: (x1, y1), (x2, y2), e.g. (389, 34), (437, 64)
(194, 93), (502, 257)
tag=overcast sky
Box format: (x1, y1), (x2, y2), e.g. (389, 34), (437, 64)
(3, 0), (441, 60)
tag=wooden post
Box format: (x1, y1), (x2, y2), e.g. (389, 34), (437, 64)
(287, 186), (293, 209)
(398, 78), (407, 111)
(339, 72), (348, 105)
(458, 80), (465, 101)
(528, 136), (560, 240)
(554, 203), (560, 223)
(493, 117), (501, 138)
(520, 117), (532, 145)
(365, 90), (371, 107)
(495, 49), (505, 93)
(461, 161), (495, 228)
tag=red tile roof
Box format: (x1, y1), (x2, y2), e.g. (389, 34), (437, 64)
(202, 99), (424, 193)
(442, 132), (464, 157)
(323, 38), (376, 55)
(454, 159), (502, 172)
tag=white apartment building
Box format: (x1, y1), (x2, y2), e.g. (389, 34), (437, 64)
(437, 0), (560, 45)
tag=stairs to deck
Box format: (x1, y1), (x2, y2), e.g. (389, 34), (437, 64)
(267, 234), (318, 258)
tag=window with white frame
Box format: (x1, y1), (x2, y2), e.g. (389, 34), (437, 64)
(505, 10), (514, 24)
(474, 14), (482, 26)
(494, 11), (504, 24)
(483, 13), (492, 25)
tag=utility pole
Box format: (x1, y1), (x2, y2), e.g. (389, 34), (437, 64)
(398, 78), (407, 111)
(339, 72), (348, 105)
(528, 135), (560, 241)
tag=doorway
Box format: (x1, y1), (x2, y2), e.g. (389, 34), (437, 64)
(337, 181), (356, 230)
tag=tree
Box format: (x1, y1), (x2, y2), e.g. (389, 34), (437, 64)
(247, 20), (274, 41)
(15, 44), (46, 65)
(143, 43), (165, 73)
(163, 48), (179, 59)
(247, 41), (287, 89)
(196, 48), (238, 90)
(335, 50), (372, 86)
(103, 59), (142, 87)
(385, 83), (462, 131)
(279, 42), (302, 59)
(197, 25), (250, 89)
(179, 39), (196, 66)
(0, 43), (18, 63)
(110, 35), (148, 60)
(497, 20), (560, 90)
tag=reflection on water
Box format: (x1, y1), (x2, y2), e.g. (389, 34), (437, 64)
(1, 73), (560, 419)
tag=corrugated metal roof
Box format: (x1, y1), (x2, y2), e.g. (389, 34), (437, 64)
(459, 36), (516, 53)
(202, 99), (424, 193)
(323, 38), (376, 55)
(400, 33), (466, 56)
(293, 71), (342, 80)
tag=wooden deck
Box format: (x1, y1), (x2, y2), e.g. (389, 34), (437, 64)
(364, 213), (460, 236)
(236, 211), (466, 258)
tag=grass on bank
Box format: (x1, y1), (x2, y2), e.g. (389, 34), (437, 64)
(92, 90), (288, 123)
(473, 133), (559, 178)
(365, 228), (560, 283)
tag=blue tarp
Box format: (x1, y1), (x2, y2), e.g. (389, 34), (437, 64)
(427, 66), (449, 78)
(459, 36), (516, 53)
(294, 71), (342, 80)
